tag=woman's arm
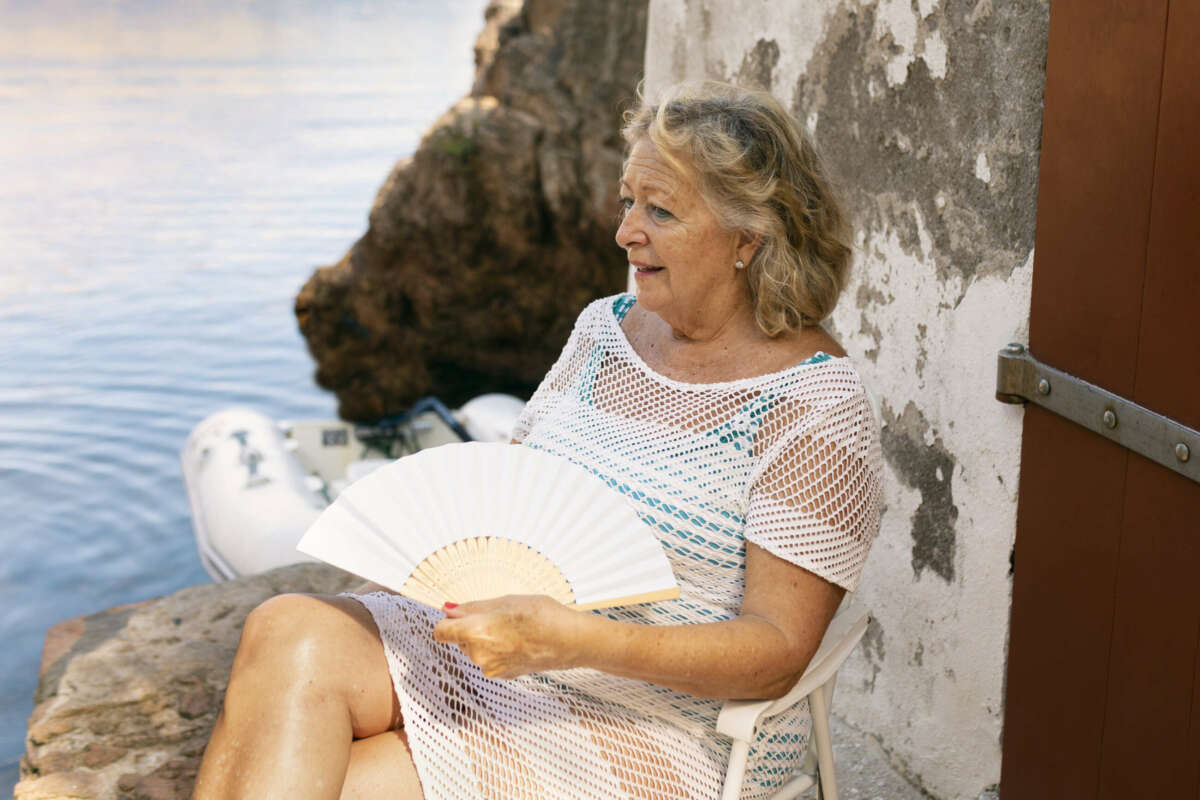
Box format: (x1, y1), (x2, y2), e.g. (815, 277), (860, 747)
(433, 542), (843, 700)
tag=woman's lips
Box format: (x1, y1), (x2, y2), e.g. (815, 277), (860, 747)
(631, 262), (663, 275)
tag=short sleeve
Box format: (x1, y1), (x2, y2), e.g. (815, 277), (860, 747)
(743, 381), (883, 592)
(509, 302), (596, 443)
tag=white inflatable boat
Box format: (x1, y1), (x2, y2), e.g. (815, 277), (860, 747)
(181, 394), (526, 581)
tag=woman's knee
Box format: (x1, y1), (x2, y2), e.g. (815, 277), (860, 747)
(229, 593), (399, 734)
(234, 594), (374, 677)
(236, 593), (317, 662)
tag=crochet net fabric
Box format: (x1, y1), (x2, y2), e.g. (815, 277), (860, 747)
(352, 294), (883, 799)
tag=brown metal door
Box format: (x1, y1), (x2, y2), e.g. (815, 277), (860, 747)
(1000, 0), (1200, 797)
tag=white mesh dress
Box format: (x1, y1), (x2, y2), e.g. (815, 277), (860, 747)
(351, 294), (883, 799)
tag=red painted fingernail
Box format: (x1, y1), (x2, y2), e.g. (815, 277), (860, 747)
(444, 602), (458, 609)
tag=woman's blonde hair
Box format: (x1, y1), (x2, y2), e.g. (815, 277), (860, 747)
(621, 81), (851, 335)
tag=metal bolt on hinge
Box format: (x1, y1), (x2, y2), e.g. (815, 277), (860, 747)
(1037, 378), (1051, 396)
(1178, 443), (1192, 463)
(1005, 343), (1026, 355)
(1103, 410), (1118, 429)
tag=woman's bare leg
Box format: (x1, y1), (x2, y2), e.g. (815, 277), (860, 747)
(340, 730), (424, 800)
(193, 593), (422, 799)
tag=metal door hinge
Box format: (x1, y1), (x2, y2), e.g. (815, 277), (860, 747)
(996, 344), (1199, 484)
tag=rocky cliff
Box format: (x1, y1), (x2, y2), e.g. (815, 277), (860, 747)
(295, 0), (649, 421)
(15, 564), (359, 800)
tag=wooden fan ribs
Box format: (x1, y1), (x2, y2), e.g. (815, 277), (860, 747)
(401, 536), (575, 607)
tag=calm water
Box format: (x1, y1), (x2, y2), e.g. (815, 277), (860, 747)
(0, 2), (488, 790)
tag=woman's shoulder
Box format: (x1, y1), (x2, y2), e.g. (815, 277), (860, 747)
(750, 356), (879, 476)
(549, 295), (631, 358)
(775, 323), (846, 365)
(757, 329), (874, 416)
(722, 324), (852, 388)
(574, 293), (633, 324)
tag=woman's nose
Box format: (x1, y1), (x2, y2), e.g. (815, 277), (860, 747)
(615, 207), (646, 250)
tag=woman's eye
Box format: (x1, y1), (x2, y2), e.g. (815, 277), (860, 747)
(618, 197), (672, 221)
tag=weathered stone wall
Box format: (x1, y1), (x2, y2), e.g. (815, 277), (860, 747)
(644, 2), (1048, 796)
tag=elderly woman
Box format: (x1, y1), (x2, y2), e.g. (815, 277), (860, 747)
(194, 81), (882, 800)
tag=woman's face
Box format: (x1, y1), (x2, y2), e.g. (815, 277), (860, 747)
(616, 138), (750, 326)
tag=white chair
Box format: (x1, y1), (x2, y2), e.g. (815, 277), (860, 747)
(718, 596), (871, 800)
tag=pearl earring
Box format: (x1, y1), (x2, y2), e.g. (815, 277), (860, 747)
(734, 259), (745, 270)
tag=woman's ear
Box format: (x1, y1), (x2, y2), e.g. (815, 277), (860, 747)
(736, 232), (762, 267)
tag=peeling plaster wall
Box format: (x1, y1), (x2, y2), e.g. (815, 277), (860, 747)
(644, 2), (1048, 797)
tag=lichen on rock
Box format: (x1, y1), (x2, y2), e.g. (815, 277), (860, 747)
(295, 0), (649, 421)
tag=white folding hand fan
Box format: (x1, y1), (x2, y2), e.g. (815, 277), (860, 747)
(296, 442), (679, 610)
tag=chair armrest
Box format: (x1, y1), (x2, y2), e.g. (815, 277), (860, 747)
(716, 598), (871, 742)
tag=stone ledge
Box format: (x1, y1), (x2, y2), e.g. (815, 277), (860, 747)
(16, 563), (359, 800)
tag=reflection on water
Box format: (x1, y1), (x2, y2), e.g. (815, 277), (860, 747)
(0, 1), (488, 790)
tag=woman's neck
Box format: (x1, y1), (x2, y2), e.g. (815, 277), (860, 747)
(627, 302), (775, 384)
(657, 288), (758, 346)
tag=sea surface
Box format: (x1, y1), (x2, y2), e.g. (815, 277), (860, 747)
(0, 1), (488, 791)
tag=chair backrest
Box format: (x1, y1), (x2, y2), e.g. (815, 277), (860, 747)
(862, 380), (883, 429)
(717, 595), (872, 800)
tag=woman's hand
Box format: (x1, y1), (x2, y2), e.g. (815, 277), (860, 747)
(432, 595), (584, 679)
